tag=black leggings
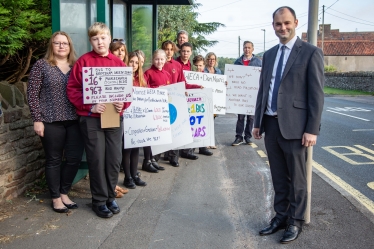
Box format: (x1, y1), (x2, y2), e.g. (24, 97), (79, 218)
(143, 146), (152, 160)
(122, 148), (139, 179)
(40, 120), (84, 199)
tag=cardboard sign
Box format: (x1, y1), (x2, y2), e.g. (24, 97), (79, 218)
(82, 67), (133, 104)
(152, 82), (194, 155)
(100, 103), (120, 128)
(183, 71), (227, 114)
(177, 88), (215, 149)
(225, 64), (261, 115)
(123, 87), (172, 148)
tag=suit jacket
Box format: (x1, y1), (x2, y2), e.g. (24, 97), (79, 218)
(254, 37), (324, 139)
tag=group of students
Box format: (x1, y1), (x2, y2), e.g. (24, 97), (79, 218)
(27, 22), (224, 219)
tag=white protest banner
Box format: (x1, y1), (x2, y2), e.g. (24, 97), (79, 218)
(225, 64), (261, 115)
(123, 87), (172, 149)
(183, 71), (227, 114)
(177, 88), (215, 149)
(82, 67), (133, 104)
(151, 82), (193, 155)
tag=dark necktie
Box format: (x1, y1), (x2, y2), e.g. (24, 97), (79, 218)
(271, 45), (286, 112)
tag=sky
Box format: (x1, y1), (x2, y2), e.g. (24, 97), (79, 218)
(195, 0), (374, 58)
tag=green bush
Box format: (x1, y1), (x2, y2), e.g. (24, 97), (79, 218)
(324, 65), (337, 72)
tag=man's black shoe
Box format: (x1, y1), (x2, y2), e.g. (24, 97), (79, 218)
(170, 160), (179, 167)
(92, 204), (113, 218)
(280, 225), (302, 244)
(244, 136), (253, 145)
(142, 159), (158, 173)
(151, 158), (165, 170)
(123, 177), (136, 189)
(232, 137), (243, 146)
(106, 200), (120, 214)
(259, 217), (287, 236)
(133, 176), (147, 186)
(199, 147), (213, 156)
(180, 152), (198, 160)
(153, 154), (161, 162)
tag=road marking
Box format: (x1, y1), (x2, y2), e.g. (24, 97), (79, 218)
(322, 146), (374, 165)
(354, 145), (374, 155)
(266, 161), (269, 166)
(326, 110), (370, 121)
(327, 107), (371, 112)
(257, 150), (267, 158)
(353, 129), (374, 132)
(250, 143), (258, 148)
(368, 182), (374, 190)
(313, 161), (374, 215)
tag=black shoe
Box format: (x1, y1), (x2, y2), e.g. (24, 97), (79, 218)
(133, 176), (147, 186)
(142, 159), (158, 173)
(63, 202), (78, 209)
(199, 148), (213, 156)
(280, 225), (302, 244)
(232, 137), (243, 146)
(51, 202), (69, 213)
(169, 160), (179, 167)
(123, 178), (136, 189)
(244, 136), (253, 145)
(92, 204), (113, 218)
(259, 217), (287, 236)
(106, 200), (120, 214)
(180, 152), (198, 160)
(153, 154), (161, 162)
(151, 158), (165, 170)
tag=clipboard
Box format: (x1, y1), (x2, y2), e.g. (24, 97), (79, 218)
(101, 103), (120, 128)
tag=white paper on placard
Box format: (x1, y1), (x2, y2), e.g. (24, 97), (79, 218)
(151, 82), (193, 155)
(123, 87), (172, 149)
(183, 71), (227, 114)
(225, 64), (261, 115)
(177, 88), (215, 149)
(82, 67), (133, 104)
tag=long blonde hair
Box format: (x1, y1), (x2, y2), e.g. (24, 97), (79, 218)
(44, 31), (77, 66)
(129, 51), (147, 87)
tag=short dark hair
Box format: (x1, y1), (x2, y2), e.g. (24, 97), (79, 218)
(272, 6), (297, 20)
(180, 42), (193, 51)
(243, 41), (254, 47)
(193, 55), (205, 65)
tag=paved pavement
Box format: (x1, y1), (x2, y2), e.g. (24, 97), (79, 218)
(1, 106), (374, 249)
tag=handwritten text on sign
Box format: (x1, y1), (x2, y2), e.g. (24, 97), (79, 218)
(82, 67), (133, 104)
(178, 89), (215, 149)
(152, 82), (193, 155)
(183, 71), (227, 114)
(123, 87), (172, 149)
(225, 64), (261, 115)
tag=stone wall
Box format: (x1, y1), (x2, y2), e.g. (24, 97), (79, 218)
(325, 72), (374, 93)
(0, 81), (45, 203)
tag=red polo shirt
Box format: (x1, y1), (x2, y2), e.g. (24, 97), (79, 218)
(176, 56), (191, 71)
(133, 72), (149, 87)
(67, 50), (129, 117)
(144, 65), (172, 88)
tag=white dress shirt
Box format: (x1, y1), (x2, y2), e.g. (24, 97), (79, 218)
(265, 35), (298, 116)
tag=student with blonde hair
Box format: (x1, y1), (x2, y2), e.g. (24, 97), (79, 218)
(67, 22), (129, 218)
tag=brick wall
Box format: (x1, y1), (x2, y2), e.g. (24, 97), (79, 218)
(0, 81), (45, 203)
(325, 72), (374, 93)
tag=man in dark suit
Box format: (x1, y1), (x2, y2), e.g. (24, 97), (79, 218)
(253, 6), (324, 244)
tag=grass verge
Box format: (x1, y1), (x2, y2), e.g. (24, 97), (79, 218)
(324, 87), (373, 96)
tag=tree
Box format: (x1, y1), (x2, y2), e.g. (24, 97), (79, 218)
(217, 57), (236, 73)
(158, 3), (224, 53)
(0, 0), (51, 82)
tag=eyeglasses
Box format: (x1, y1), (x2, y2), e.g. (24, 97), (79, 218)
(207, 58), (216, 61)
(53, 42), (69, 47)
(112, 38), (126, 45)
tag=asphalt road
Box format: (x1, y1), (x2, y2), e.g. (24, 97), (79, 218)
(1, 98), (374, 249)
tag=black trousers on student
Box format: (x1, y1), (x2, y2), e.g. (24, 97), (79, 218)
(40, 120), (84, 199)
(235, 114), (254, 139)
(79, 116), (123, 207)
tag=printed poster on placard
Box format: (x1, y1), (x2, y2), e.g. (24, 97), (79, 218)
(123, 87), (172, 149)
(225, 64), (261, 115)
(183, 71), (227, 114)
(152, 82), (193, 155)
(177, 88), (215, 149)
(82, 67), (133, 104)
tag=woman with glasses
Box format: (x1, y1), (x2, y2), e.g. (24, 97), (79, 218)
(204, 52), (222, 75)
(110, 38), (128, 65)
(27, 31), (84, 213)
